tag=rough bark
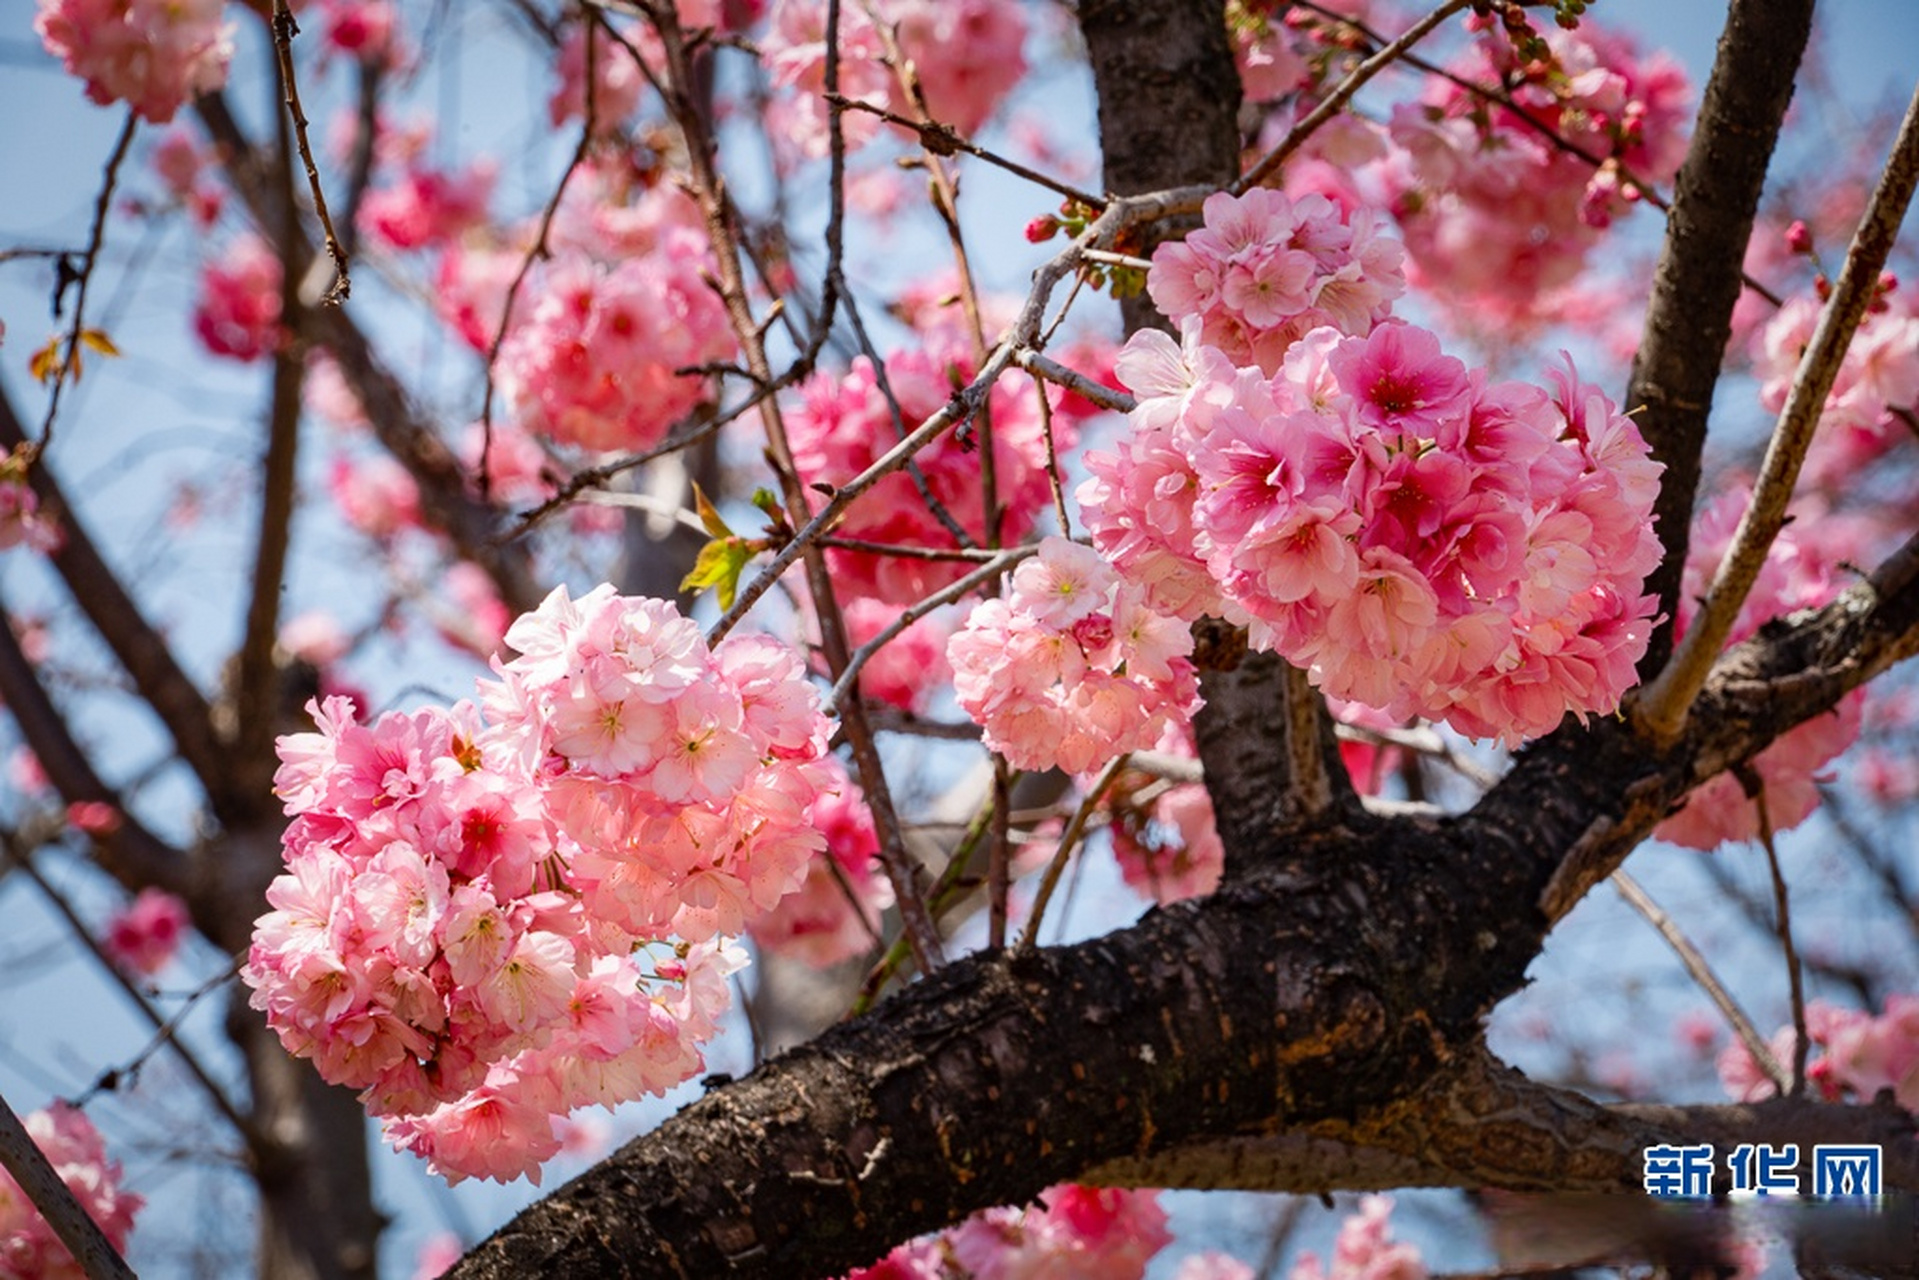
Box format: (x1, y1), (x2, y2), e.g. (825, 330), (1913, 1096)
(1626, 0), (1815, 674)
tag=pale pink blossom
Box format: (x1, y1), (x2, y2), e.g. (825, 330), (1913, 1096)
(36, 0), (233, 123)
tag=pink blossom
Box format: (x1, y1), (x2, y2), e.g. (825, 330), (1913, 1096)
(889, 0), (1028, 137)
(952, 540), (1201, 774)
(247, 587), (835, 1184)
(360, 161), (495, 253)
(193, 237), (284, 362)
(0, 1102), (142, 1280)
(36, 0), (233, 123)
(1288, 1197), (1425, 1280)
(102, 887), (190, 977)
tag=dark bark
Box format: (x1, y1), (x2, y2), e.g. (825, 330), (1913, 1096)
(1078, 0), (1241, 334)
(1626, 0), (1815, 674)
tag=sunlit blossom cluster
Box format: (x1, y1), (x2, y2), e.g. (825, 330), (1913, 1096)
(244, 584), (837, 1184)
(35, 0), (233, 123)
(494, 183), (734, 453)
(1147, 188), (1405, 376)
(359, 159), (495, 253)
(846, 1184), (1172, 1280)
(948, 538), (1200, 774)
(1654, 485), (1871, 851)
(1719, 996), (1919, 1111)
(1384, 20), (1690, 325)
(1083, 289), (1663, 745)
(0, 1102), (142, 1280)
(786, 348), (1080, 604)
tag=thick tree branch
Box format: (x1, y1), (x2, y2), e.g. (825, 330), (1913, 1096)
(1625, 0), (1814, 675)
(450, 495), (1919, 1280)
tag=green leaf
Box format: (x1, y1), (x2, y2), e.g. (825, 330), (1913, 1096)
(680, 537), (754, 611)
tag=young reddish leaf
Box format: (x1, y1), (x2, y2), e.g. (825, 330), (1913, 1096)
(691, 482), (734, 539)
(78, 328), (120, 357)
(29, 336), (62, 385)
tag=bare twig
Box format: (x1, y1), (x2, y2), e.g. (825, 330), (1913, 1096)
(1737, 766), (1808, 1096)
(271, 1), (350, 304)
(1, 830), (256, 1140)
(1015, 349), (1136, 414)
(1611, 869), (1788, 1094)
(1636, 83), (1919, 741)
(478, 10), (602, 501)
(823, 93), (1104, 209)
(822, 545), (1033, 717)
(35, 110), (136, 457)
(1017, 754), (1130, 953)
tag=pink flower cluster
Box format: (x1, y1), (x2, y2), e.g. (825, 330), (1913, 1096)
(35, 0), (232, 123)
(244, 585), (836, 1184)
(193, 237), (283, 362)
(748, 758), (891, 967)
(102, 887), (191, 977)
(1384, 20), (1690, 326)
(949, 538), (1200, 775)
(0, 1102), (142, 1280)
(1655, 485), (1870, 850)
(1287, 1197), (1425, 1280)
(760, 0), (1027, 162)
(1750, 289), (1919, 491)
(360, 160), (495, 253)
(1718, 997), (1919, 1110)
(495, 230), (734, 453)
(1, 447), (61, 555)
(1083, 313), (1663, 745)
(846, 1184), (1171, 1280)
(787, 345), (1081, 605)
(1147, 188), (1405, 376)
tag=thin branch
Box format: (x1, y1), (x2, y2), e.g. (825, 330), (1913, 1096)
(0, 390), (236, 820)
(1737, 767), (1809, 1097)
(271, 0), (350, 304)
(1234, 0), (1470, 194)
(707, 183), (1212, 642)
(1015, 349), (1136, 415)
(649, 0), (944, 974)
(35, 110), (136, 457)
(815, 536), (1004, 563)
(478, 10), (601, 501)
(1636, 83), (1919, 741)
(234, 58), (314, 785)
(1017, 754), (1129, 953)
(822, 545), (1034, 717)
(1610, 869), (1788, 1094)
(0, 1086), (135, 1280)
(823, 93), (1105, 209)
(1, 830), (256, 1141)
